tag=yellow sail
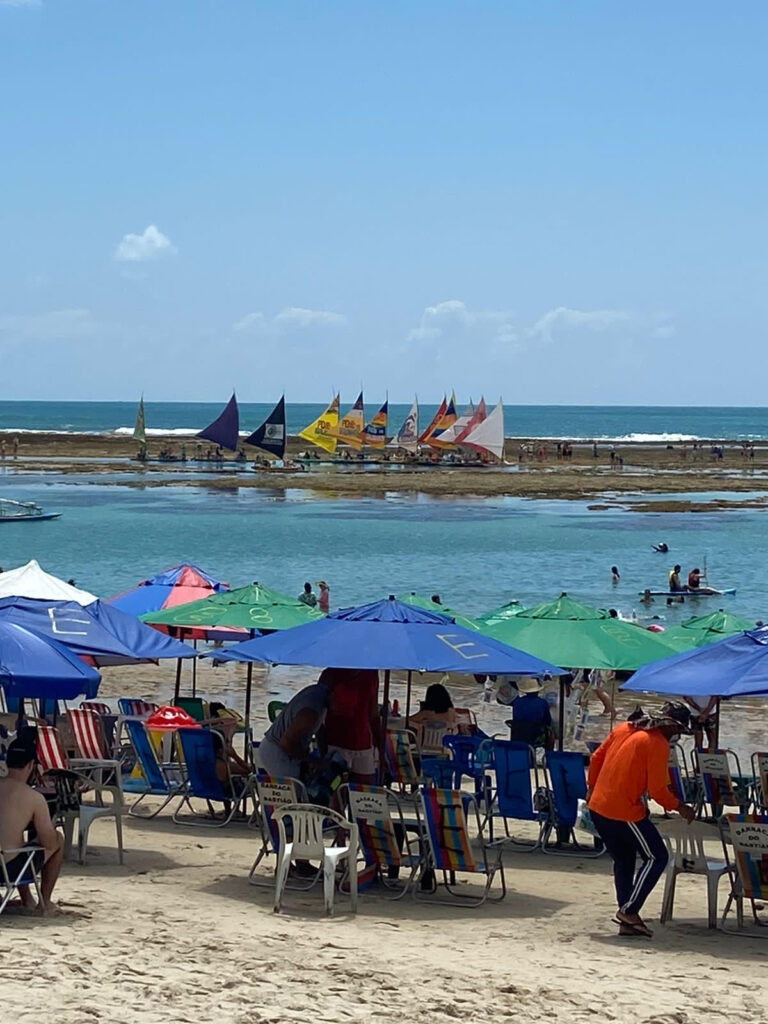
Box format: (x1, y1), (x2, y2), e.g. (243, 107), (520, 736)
(299, 394), (340, 453)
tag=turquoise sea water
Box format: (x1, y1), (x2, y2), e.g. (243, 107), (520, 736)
(2, 400), (768, 441)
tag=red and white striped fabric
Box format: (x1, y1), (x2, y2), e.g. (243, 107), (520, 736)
(68, 709), (108, 761)
(36, 726), (70, 773)
(117, 699), (158, 717)
(80, 701), (111, 715)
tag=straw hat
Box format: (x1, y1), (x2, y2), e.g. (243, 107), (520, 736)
(516, 677), (544, 694)
(316, 580), (329, 589)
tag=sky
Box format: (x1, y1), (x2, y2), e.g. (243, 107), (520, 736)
(1, 1), (767, 405)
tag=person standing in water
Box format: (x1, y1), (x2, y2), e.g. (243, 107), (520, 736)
(317, 580), (331, 614)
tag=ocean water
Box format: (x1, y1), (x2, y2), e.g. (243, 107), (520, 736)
(1, 400), (768, 441)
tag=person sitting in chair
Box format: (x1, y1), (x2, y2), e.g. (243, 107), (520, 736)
(507, 678), (554, 748)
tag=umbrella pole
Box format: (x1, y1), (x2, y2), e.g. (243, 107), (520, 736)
(244, 662), (253, 759)
(173, 658), (182, 702)
(558, 677), (565, 751)
(405, 670), (413, 727)
(16, 698), (25, 733)
(380, 669), (391, 777)
(714, 697), (721, 750)
(192, 639), (198, 697)
(609, 676), (617, 731)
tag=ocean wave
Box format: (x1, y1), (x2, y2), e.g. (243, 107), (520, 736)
(113, 426), (207, 437)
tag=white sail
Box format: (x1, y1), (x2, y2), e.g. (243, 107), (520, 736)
(434, 401), (475, 445)
(460, 399), (505, 460)
(391, 399), (419, 451)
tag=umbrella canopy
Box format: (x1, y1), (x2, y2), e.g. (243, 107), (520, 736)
(397, 592), (484, 632)
(206, 596), (563, 675)
(0, 620), (101, 700)
(109, 563), (229, 618)
(142, 582), (324, 633)
(480, 593), (678, 671)
(145, 706), (201, 731)
(475, 599), (523, 625)
(622, 627), (768, 698)
(660, 610), (758, 653)
(0, 559), (96, 605)
(0, 596), (197, 666)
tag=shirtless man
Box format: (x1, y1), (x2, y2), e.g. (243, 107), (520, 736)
(0, 743), (64, 913)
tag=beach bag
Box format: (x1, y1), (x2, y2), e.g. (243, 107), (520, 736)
(575, 799), (598, 836)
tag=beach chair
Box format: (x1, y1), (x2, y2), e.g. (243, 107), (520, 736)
(267, 700), (286, 724)
(417, 787), (505, 906)
(453, 707), (478, 736)
(114, 699), (158, 761)
(487, 740), (545, 850)
(442, 734), (494, 799)
(173, 697), (209, 722)
(68, 709), (112, 763)
(249, 773), (313, 886)
(719, 813), (768, 936)
(542, 750), (603, 857)
(0, 845), (44, 916)
(80, 701), (112, 715)
(384, 729), (421, 795)
(272, 804), (359, 916)
(344, 783), (422, 899)
(419, 720), (454, 757)
(668, 744), (697, 806)
(750, 752), (768, 812)
(659, 819), (729, 929)
(172, 728), (248, 827)
(694, 749), (750, 819)
(117, 698), (158, 717)
(123, 719), (185, 818)
(36, 725), (123, 864)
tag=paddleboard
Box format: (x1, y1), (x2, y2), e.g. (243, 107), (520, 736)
(638, 588), (736, 597)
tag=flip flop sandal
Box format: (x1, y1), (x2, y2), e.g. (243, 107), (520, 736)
(613, 915), (654, 938)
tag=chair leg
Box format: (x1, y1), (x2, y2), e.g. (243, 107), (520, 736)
(273, 842), (293, 913)
(706, 873), (721, 929)
(659, 866), (677, 924)
(323, 854), (336, 916)
(347, 851), (358, 913)
(115, 808), (124, 865)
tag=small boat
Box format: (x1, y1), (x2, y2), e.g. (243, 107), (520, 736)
(638, 588), (736, 598)
(0, 499), (61, 522)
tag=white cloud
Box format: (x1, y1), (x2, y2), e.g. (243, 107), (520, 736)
(407, 299), (516, 346)
(0, 309), (97, 350)
(526, 306), (631, 346)
(114, 224), (176, 263)
(233, 307), (346, 332)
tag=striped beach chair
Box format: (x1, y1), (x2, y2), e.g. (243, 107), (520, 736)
(719, 813), (768, 936)
(249, 773), (311, 887)
(694, 749), (750, 819)
(80, 701), (112, 715)
(114, 699), (158, 760)
(117, 698), (158, 717)
(417, 787), (505, 906)
(384, 729), (420, 794)
(68, 708), (111, 763)
(345, 783), (422, 899)
(750, 752), (768, 812)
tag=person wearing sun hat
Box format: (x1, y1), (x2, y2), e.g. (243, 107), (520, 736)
(316, 580), (330, 614)
(587, 701), (695, 938)
(507, 676), (554, 748)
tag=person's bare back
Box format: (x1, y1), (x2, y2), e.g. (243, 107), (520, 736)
(0, 776), (46, 850)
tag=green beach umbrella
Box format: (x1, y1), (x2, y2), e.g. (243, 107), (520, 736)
(480, 593), (678, 671)
(660, 609), (758, 653)
(476, 599), (524, 625)
(142, 582), (325, 633)
(397, 592), (484, 632)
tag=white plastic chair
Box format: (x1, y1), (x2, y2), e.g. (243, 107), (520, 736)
(660, 819), (729, 929)
(272, 803), (358, 916)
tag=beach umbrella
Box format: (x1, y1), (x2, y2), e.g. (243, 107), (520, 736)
(397, 592), (484, 632)
(142, 582), (324, 633)
(0, 620), (101, 701)
(659, 610), (758, 653)
(145, 705), (201, 731)
(475, 599), (524, 625)
(479, 594), (678, 672)
(621, 627), (768, 699)
(205, 596), (563, 735)
(108, 564), (229, 619)
(0, 559), (97, 605)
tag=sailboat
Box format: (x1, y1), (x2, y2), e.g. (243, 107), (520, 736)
(453, 397), (487, 444)
(425, 392), (459, 449)
(331, 392), (366, 450)
(245, 396), (286, 460)
(298, 395), (340, 454)
(419, 395), (447, 445)
(391, 399), (419, 452)
(197, 393), (240, 451)
(459, 398), (506, 461)
(360, 400), (389, 448)
(133, 395), (147, 460)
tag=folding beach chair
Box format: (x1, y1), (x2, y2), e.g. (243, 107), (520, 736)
(248, 773), (311, 886)
(272, 804), (359, 916)
(267, 700), (286, 724)
(659, 819), (729, 929)
(173, 697), (209, 722)
(442, 734), (494, 802)
(114, 699), (158, 761)
(668, 744), (697, 806)
(417, 787), (505, 906)
(542, 750), (603, 857)
(694, 749), (750, 819)
(487, 740), (546, 850)
(344, 783), (422, 899)
(750, 752), (768, 812)
(0, 845), (44, 916)
(172, 728), (248, 827)
(719, 813), (768, 936)
(36, 725), (123, 864)
(80, 701), (112, 716)
(68, 709), (112, 764)
(123, 719), (184, 818)
(384, 729), (421, 795)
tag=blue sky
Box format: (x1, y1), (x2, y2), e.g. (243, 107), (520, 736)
(1, 1), (766, 404)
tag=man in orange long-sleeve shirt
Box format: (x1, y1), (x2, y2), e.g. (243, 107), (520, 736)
(587, 702), (695, 938)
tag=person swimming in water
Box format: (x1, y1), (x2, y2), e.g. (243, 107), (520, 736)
(652, 542), (669, 553)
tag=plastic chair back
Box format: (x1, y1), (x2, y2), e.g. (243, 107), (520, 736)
(69, 709), (109, 761)
(421, 720), (452, 755)
(174, 697), (209, 722)
(722, 813), (768, 901)
(267, 700), (287, 724)
(273, 804), (345, 860)
(177, 728), (229, 802)
(493, 740), (537, 822)
(545, 750), (587, 829)
(419, 787), (477, 873)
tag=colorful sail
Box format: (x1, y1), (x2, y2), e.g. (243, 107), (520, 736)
(460, 398), (505, 460)
(299, 394), (340, 453)
(331, 391), (365, 449)
(392, 399), (419, 451)
(361, 400), (389, 448)
(425, 392), (458, 449)
(133, 396), (146, 445)
(245, 396), (286, 459)
(197, 393), (240, 451)
(419, 395), (447, 444)
(454, 397), (487, 444)
(434, 400), (474, 446)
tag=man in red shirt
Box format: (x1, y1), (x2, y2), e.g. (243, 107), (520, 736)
(587, 702), (695, 937)
(321, 668), (380, 783)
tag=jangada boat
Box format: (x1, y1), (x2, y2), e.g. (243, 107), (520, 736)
(0, 498), (61, 522)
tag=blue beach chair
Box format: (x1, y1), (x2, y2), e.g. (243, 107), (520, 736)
(172, 728), (247, 827)
(487, 740), (545, 850)
(123, 719), (185, 818)
(542, 750), (603, 857)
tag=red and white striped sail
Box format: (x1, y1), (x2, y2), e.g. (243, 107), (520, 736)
(459, 399), (505, 460)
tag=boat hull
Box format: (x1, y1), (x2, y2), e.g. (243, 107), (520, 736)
(0, 512), (61, 523)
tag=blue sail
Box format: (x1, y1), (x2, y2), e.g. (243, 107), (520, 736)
(196, 393), (240, 451)
(245, 396), (286, 458)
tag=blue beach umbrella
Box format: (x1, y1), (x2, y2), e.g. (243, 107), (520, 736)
(0, 620), (101, 701)
(621, 627), (768, 699)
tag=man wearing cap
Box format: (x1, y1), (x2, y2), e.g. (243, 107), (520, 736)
(0, 740), (64, 913)
(587, 702), (695, 937)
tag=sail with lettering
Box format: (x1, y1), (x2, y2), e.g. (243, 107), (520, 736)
(361, 400), (389, 448)
(392, 399), (419, 451)
(460, 398), (505, 460)
(133, 396), (147, 446)
(419, 395), (447, 444)
(454, 397), (487, 444)
(197, 392), (240, 451)
(331, 391), (365, 449)
(299, 394), (340, 453)
(424, 391), (458, 449)
(245, 396), (286, 459)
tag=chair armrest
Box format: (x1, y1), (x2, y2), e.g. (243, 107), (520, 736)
(1, 845), (44, 856)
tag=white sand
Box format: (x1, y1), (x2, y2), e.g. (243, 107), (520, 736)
(2, 809), (766, 1024)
